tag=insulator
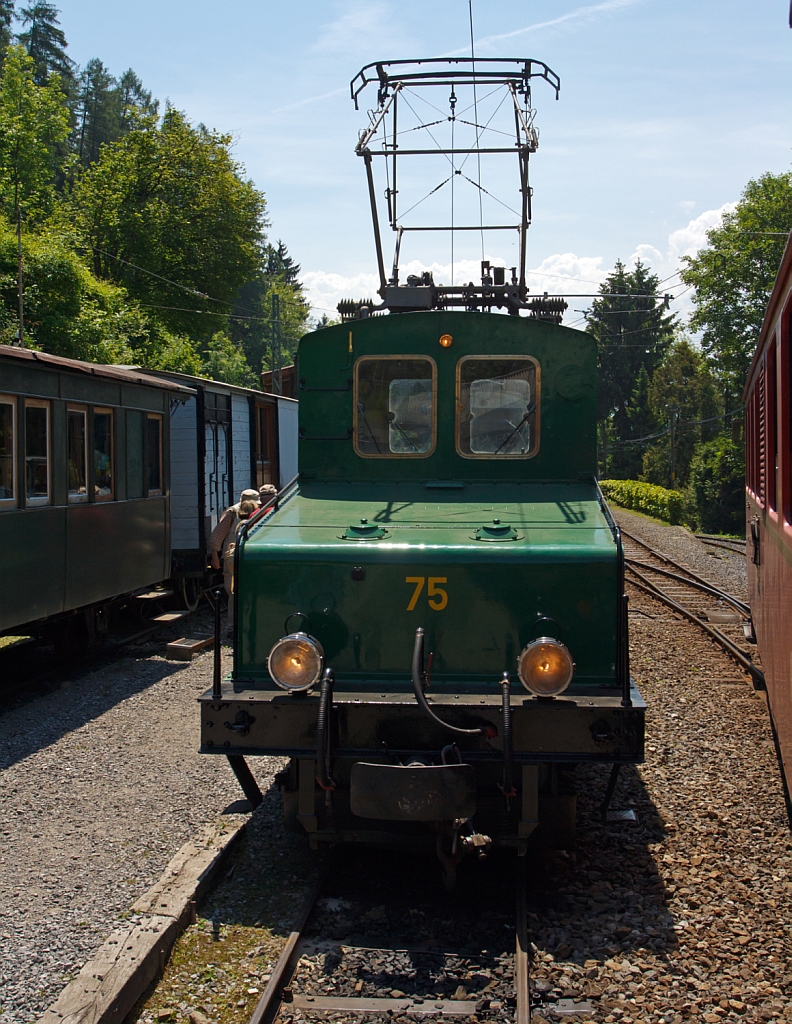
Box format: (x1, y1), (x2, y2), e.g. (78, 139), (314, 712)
(337, 298), (375, 321)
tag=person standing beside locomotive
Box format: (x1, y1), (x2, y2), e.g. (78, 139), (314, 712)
(209, 489), (260, 621)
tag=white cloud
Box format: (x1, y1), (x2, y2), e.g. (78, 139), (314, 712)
(303, 205), (735, 324)
(303, 253), (608, 320)
(447, 0), (645, 56)
(312, 1), (401, 57)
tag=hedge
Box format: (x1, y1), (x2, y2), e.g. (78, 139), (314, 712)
(599, 479), (685, 525)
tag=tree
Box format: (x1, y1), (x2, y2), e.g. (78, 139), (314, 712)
(681, 171), (792, 409)
(75, 58), (120, 167)
(202, 331), (257, 387)
(585, 260), (676, 476)
(0, 215), (202, 372)
(641, 338), (721, 489)
(117, 68), (158, 132)
(67, 106), (267, 348)
(0, 44), (70, 340)
(230, 240), (311, 374)
(18, 1), (72, 87)
(0, 1), (14, 61)
(687, 435), (745, 535)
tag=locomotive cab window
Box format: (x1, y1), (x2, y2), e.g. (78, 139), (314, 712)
(93, 408), (114, 501)
(67, 406), (88, 502)
(354, 356), (436, 457)
(456, 356), (539, 458)
(25, 399), (50, 504)
(0, 395), (15, 507)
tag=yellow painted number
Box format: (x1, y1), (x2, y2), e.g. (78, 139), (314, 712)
(405, 577), (425, 611)
(427, 577), (448, 610)
(405, 576), (448, 611)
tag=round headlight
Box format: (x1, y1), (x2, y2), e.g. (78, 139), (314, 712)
(268, 633), (324, 692)
(517, 638), (574, 696)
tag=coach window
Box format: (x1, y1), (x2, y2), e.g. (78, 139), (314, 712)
(67, 405), (88, 502)
(25, 399), (50, 505)
(354, 356), (436, 457)
(456, 356), (539, 458)
(147, 413), (163, 496)
(93, 408), (114, 501)
(0, 395), (15, 507)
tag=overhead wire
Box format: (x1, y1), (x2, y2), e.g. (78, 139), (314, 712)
(469, 0), (484, 261)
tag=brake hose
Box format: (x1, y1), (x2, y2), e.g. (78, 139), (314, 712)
(411, 628), (496, 738)
(316, 667), (336, 791)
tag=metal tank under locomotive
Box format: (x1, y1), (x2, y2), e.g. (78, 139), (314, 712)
(199, 311), (645, 865)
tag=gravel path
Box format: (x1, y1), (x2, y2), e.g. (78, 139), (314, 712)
(612, 509), (748, 604)
(0, 636), (282, 1023)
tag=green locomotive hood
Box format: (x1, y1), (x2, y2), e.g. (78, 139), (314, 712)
(236, 480), (619, 693)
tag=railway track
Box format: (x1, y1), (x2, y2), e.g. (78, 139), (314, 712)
(246, 853), (541, 1024)
(620, 528), (762, 687)
(694, 533), (747, 555)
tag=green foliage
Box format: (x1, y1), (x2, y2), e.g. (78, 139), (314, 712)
(0, 44), (70, 225)
(585, 260), (676, 477)
(0, 1), (14, 57)
(686, 434), (745, 535)
(681, 171), (792, 406)
(73, 61), (159, 170)
(67, 106), (267, 347)
(641, 338), (722, 488)
(18, 0), (72, 86)
(0, 15), (305, 389)
(230, 243), (310, 375)
(600, 478), (685, 525)
(0, 216), (201, 371)
(202, 331), (257, 387)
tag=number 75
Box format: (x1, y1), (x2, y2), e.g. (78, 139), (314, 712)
(405, 576), (448, 611)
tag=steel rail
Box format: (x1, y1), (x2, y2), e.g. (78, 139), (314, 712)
(247, 854), (533, 1023)
(620, 527), (748, 610)
(696, 534), (747, 554)
(624, 563), (764, 687)
(515, 855), (530, 1024)
(248, 866), (328, 1024)
(625, 558), (750, 618)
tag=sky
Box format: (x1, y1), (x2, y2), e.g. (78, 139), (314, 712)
(48, 0), (792, 327)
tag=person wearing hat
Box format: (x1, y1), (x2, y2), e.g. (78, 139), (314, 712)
(209, 489), (261, 620)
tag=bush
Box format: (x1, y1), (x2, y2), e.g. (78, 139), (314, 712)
(600, 479), (685, 525)
(686, 435), (745, 535)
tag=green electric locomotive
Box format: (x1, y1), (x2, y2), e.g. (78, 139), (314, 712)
(200, 311), (644, 854)
(199, 59), (644, 866)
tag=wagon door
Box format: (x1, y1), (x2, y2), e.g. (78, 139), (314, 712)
(204, 391), (232, 533)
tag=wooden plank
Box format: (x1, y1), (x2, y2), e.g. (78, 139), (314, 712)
(39, 916), (180, 1024)
(150, 610), (190, 623)
(165, 636), (214, 661)
(131, 819), (245, 919)
(37, 818), (248, 1024)
(292, 995), (478, 1015)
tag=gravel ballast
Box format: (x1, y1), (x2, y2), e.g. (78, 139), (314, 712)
(0, 639), (281, 1023)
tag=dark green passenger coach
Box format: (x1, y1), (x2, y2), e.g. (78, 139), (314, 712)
(201, 311), (644, 856)
(0, 345), (193, 638)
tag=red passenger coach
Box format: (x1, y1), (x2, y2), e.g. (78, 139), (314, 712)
(745, 234), (792, 798)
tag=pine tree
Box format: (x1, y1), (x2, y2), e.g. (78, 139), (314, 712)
(585, 260), (676, 476)
(265, 240), (301, 284)
(0, 1), (15, 62)
(117, 68), (158, 132)
(76, 59), (120, 167)
(18, 1), (72, 87)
